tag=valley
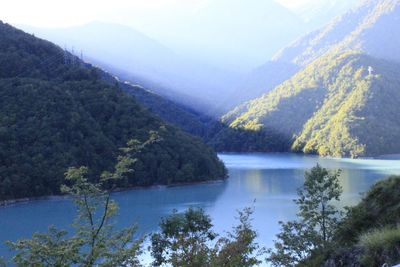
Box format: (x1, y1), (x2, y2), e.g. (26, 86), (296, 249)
(1, 0), (400, 266)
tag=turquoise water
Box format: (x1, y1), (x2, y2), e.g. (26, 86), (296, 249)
(1, 153), (400, 263)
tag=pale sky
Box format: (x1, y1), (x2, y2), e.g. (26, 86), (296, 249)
(0, 0), (313, 28)
(0, 0), (205, 27)
(276, 0), (313, 8)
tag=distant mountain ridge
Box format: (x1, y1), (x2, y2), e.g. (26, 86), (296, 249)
(273, 0), (400, 65)
(19, 22), (241, 114)
(222, 0), (400, 157)
(240, 0), (400, 105)
(288, 0), (361, 27)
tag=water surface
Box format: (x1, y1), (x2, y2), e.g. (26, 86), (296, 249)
(1, 153), (400, 263)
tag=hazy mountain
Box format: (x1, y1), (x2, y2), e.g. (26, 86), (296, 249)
(289, 0), (361, 26)
(0, 21), (226, 200)
(229, 61), (300, 107)
(150, 0), (361, 72)
(273, 0), (400, 65)
(117, 81), (215, 139)
(17, 1), (364, 114)
(222, 0), (400, 157)
(19, 22), (240, 115)
(116, 79), (277, 153)
(167, 0), (307, 71)
(233, 0), (384, 106)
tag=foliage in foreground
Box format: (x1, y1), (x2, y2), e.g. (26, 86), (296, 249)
(296, 175), (400, 267)
(151, 207), (264, 267)
(267, 164), (342, 266)
(5, 136), (162, 266)
(7, 165), (143, 267)
(335, 175), (400, 246)
(319, 175), (400, 267)
(358, 227), (400, 266)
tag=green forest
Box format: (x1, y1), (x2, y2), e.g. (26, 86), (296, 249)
(223, 51), (400, 157)
(0, 21), (226, 200)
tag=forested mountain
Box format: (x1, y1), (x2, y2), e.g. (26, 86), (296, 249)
(232, 61), (299, 106)
(0, 21), (226, 200)
(240, 0), (399, 107)
(224, 51), (400, 157)
(222, 0), (400, 157)
(118, 80), (280, 153)
(118, 81), (214, 139)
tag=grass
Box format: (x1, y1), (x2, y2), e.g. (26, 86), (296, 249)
(359, 227), (400, 266)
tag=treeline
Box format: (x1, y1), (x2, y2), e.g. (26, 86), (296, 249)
(0, 21), (226, 200)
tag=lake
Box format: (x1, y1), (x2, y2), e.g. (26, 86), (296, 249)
(1, 153), (400, 264)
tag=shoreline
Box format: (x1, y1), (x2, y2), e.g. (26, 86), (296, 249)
(3, 152), (399, 207)
(218, 151), (400, 160)
(0, 178), (227, 208)
(375, 154), (400, 160)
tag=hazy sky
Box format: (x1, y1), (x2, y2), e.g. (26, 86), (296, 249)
(1, 0), (313, 28)
(2, 0), (359, 71)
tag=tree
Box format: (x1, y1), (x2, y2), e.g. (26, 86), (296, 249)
(61, 166), (143, 266)
(150, 207), (264, 267)
(297, 165), (342, 247)
(212, 207), (264, 267)
(150, 208), (217, 267)
(7, 144), (144, 267)
(7, 227), (80, 266)
(267, 164), (342, 266)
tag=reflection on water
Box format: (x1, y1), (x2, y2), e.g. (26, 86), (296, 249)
(0, 182), (228, 259)
(113, 182), (228, 234)
(1, 153), (400, 262)
(229, 168), (304, 197)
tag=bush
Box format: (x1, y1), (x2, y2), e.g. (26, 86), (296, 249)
(335, 176), (400, 246)
(359, 227), (400, 266)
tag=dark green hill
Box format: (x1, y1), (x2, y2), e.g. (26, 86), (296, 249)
(0, 21), (226, 200)
(118, 82), (214, 139)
